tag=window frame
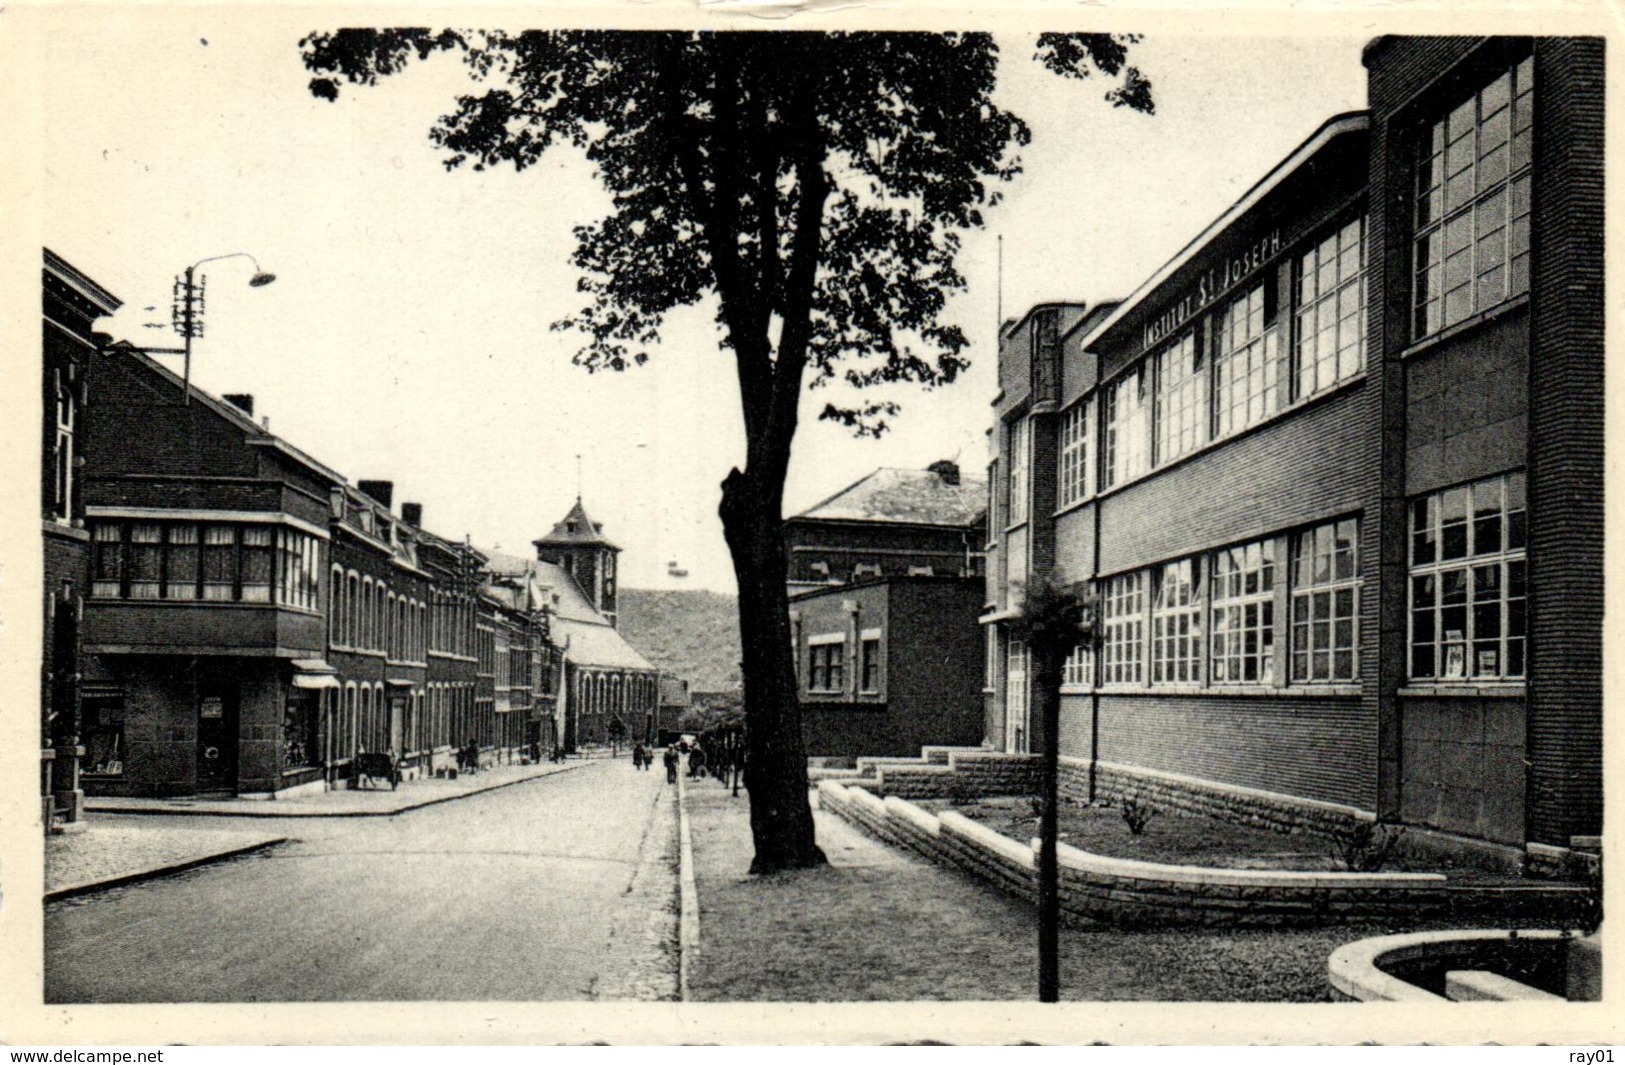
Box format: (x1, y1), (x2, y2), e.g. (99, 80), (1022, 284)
(1209, 538), (1277, 686)
(1294, 214), (1368, 400)
(1289, 518), (1361, 685)
(1057, 398), (1092, 508)
(1151, 558), (1203, 686)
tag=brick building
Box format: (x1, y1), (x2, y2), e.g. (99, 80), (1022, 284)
(791, 576), (985, 759)
(42, 250), (123, 829)
(985, 37), (1601, 861)
(785, 462), (987, 598)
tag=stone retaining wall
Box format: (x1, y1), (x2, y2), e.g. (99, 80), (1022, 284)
(818, 781), (1594, 929)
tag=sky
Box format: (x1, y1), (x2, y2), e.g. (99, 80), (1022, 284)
(39, 11), (1371, 594)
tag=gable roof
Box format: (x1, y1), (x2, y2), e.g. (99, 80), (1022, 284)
(480, 548), (655, 672)
(533, 497), (620, 550)
(792, 467), (987, 528)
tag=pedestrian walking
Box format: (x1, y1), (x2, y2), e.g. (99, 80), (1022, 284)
(632, 742), (646, 770)
(688, 743), (705, 779)
(663, 745), (679, 784)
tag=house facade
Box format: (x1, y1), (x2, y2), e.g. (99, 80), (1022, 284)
(791, 576), (985, 759)
(984, 37), (1601, 858)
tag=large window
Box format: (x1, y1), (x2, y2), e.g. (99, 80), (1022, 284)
(1058, 400), (1091, 507)
(1062, 643), (1094, 688)
(1296, 216), (1366, 398)
(1409, 472), (1526, 681)
(1101, 571), (1145, 685)
(90, 520), (315, 605)
(1214, 283), (1282, 439)
(1414, 56), (1534, 338)
(1006, 418), (1030, 525)
(1154, 332), (1205, 466)
(52, 368), (76, 523)
(1210, 539), (1276, 684)
(1151, 559), (1202, 684)
(1290, 519), (1359, 684)
(1103, 367), (1150, 489)
(859, 631), (882, 694)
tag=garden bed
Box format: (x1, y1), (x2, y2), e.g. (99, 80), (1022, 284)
(918, 796), (1527, 884)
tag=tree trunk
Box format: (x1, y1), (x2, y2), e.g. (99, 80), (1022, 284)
(720, 467), (827, 874)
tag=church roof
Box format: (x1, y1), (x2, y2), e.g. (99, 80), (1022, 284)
(533, 497), (620, 551)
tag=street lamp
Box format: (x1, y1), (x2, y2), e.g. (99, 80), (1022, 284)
(171, 252), (276, 405)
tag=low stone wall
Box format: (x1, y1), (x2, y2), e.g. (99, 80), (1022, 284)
(1066, 759), (1373, 838)
(854, 750), (1042, 800)
(818, 781), (1595, 929)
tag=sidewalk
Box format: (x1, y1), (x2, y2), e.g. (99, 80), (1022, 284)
(46, 823), (287, 899)
(681, 780), (1383, 1002)
(84, 757), (594, 818)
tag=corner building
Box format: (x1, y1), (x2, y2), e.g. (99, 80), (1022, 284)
(986, 36), (1601, 861)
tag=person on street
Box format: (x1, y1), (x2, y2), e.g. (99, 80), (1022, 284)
(663, 745), (679, 784)
(688, 743), (705, 779)
(632, 741), (646, 771)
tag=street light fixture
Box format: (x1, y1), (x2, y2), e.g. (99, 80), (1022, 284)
(171, 252), (276, 404)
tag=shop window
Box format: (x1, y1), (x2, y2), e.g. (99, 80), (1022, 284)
(284, 694), (320, 769)
(1296, 215), (1366, 397)
(82, 698), (125, 776)
(1101, 571), (1145, 685)
(1154, 331), (1206, 466)
(1151, 559), (1202, 684)
(1290, 518), (1360, 683)
(1409, 472), (1526, 680)
(1210, 538), (1276, 684)
(1414, 56), (1534, 337)
(1058, 399), (1091, 507)
(1214, 282), (1282, 439)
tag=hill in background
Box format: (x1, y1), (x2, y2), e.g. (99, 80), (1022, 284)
(617, 588), (742, 692)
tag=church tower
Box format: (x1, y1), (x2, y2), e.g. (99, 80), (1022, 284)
(534, 497), (622, 625)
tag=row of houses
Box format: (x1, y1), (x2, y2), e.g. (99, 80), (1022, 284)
(42, 252), (661, 821)
(978, 36), (1601, 860)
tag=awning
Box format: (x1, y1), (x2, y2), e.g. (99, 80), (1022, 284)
(290, 659), (341, 690)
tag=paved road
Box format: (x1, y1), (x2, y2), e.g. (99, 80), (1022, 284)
(46, 758), (672, 1002)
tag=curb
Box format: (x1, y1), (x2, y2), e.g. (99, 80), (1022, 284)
(675, 762), (699, 1002)
(46, 838), (288, 901)
(83, 761), (594, 819)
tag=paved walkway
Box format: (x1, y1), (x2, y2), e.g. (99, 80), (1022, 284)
(85, 757), (593, 817)
(46, 823), (288, 899)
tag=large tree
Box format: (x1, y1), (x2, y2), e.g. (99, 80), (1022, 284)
(301, 29), (1152, 873)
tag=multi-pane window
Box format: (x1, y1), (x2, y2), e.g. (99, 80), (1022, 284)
(1154, 332), (1205, 465)
(1058, 400), (1091, 507)
(90, 521), (306, 604)
(1005, 637), (1029, 751)
(1414, 56), (1534, 337)
(1151, 559), (1202, 684)
(1409, 472), (1527, 681)
(1062, 643), (1094, 688)
(1210, 539), (1276, 684)
(277, 529), (322, 611)
(1290, 519), (1360, 684)
(1102, 367), (1150, 489)
(808, 637), (845, 694)
(1214, 283), (1282, 438)
(1006, 418), (1030, 525)
(860, 634), (881, 693)
(1101, 571), (1145, 685)
(1296, 216), (1366, 398)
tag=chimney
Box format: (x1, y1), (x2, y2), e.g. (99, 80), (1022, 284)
(357, 480), (394, 509)
(927, 459), (961, 486)
(400, 502), (423, 528)
(222, 393), (254, 417)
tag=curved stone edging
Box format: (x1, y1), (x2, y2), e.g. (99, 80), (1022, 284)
(1327, 929), (1570, 1001)
(817, 781), (1591, 928)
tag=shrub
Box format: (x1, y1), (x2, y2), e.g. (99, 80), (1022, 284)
(1330, 821), (1405, 872)
(1120, 795), (1157, 836)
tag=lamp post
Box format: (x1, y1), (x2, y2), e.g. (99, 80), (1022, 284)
(171, 252), (276, 405)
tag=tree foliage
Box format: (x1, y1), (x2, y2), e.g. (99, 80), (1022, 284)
(302, 30), (1152, 437)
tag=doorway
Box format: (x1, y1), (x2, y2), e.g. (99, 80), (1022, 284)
(196, 682), (239, 793)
